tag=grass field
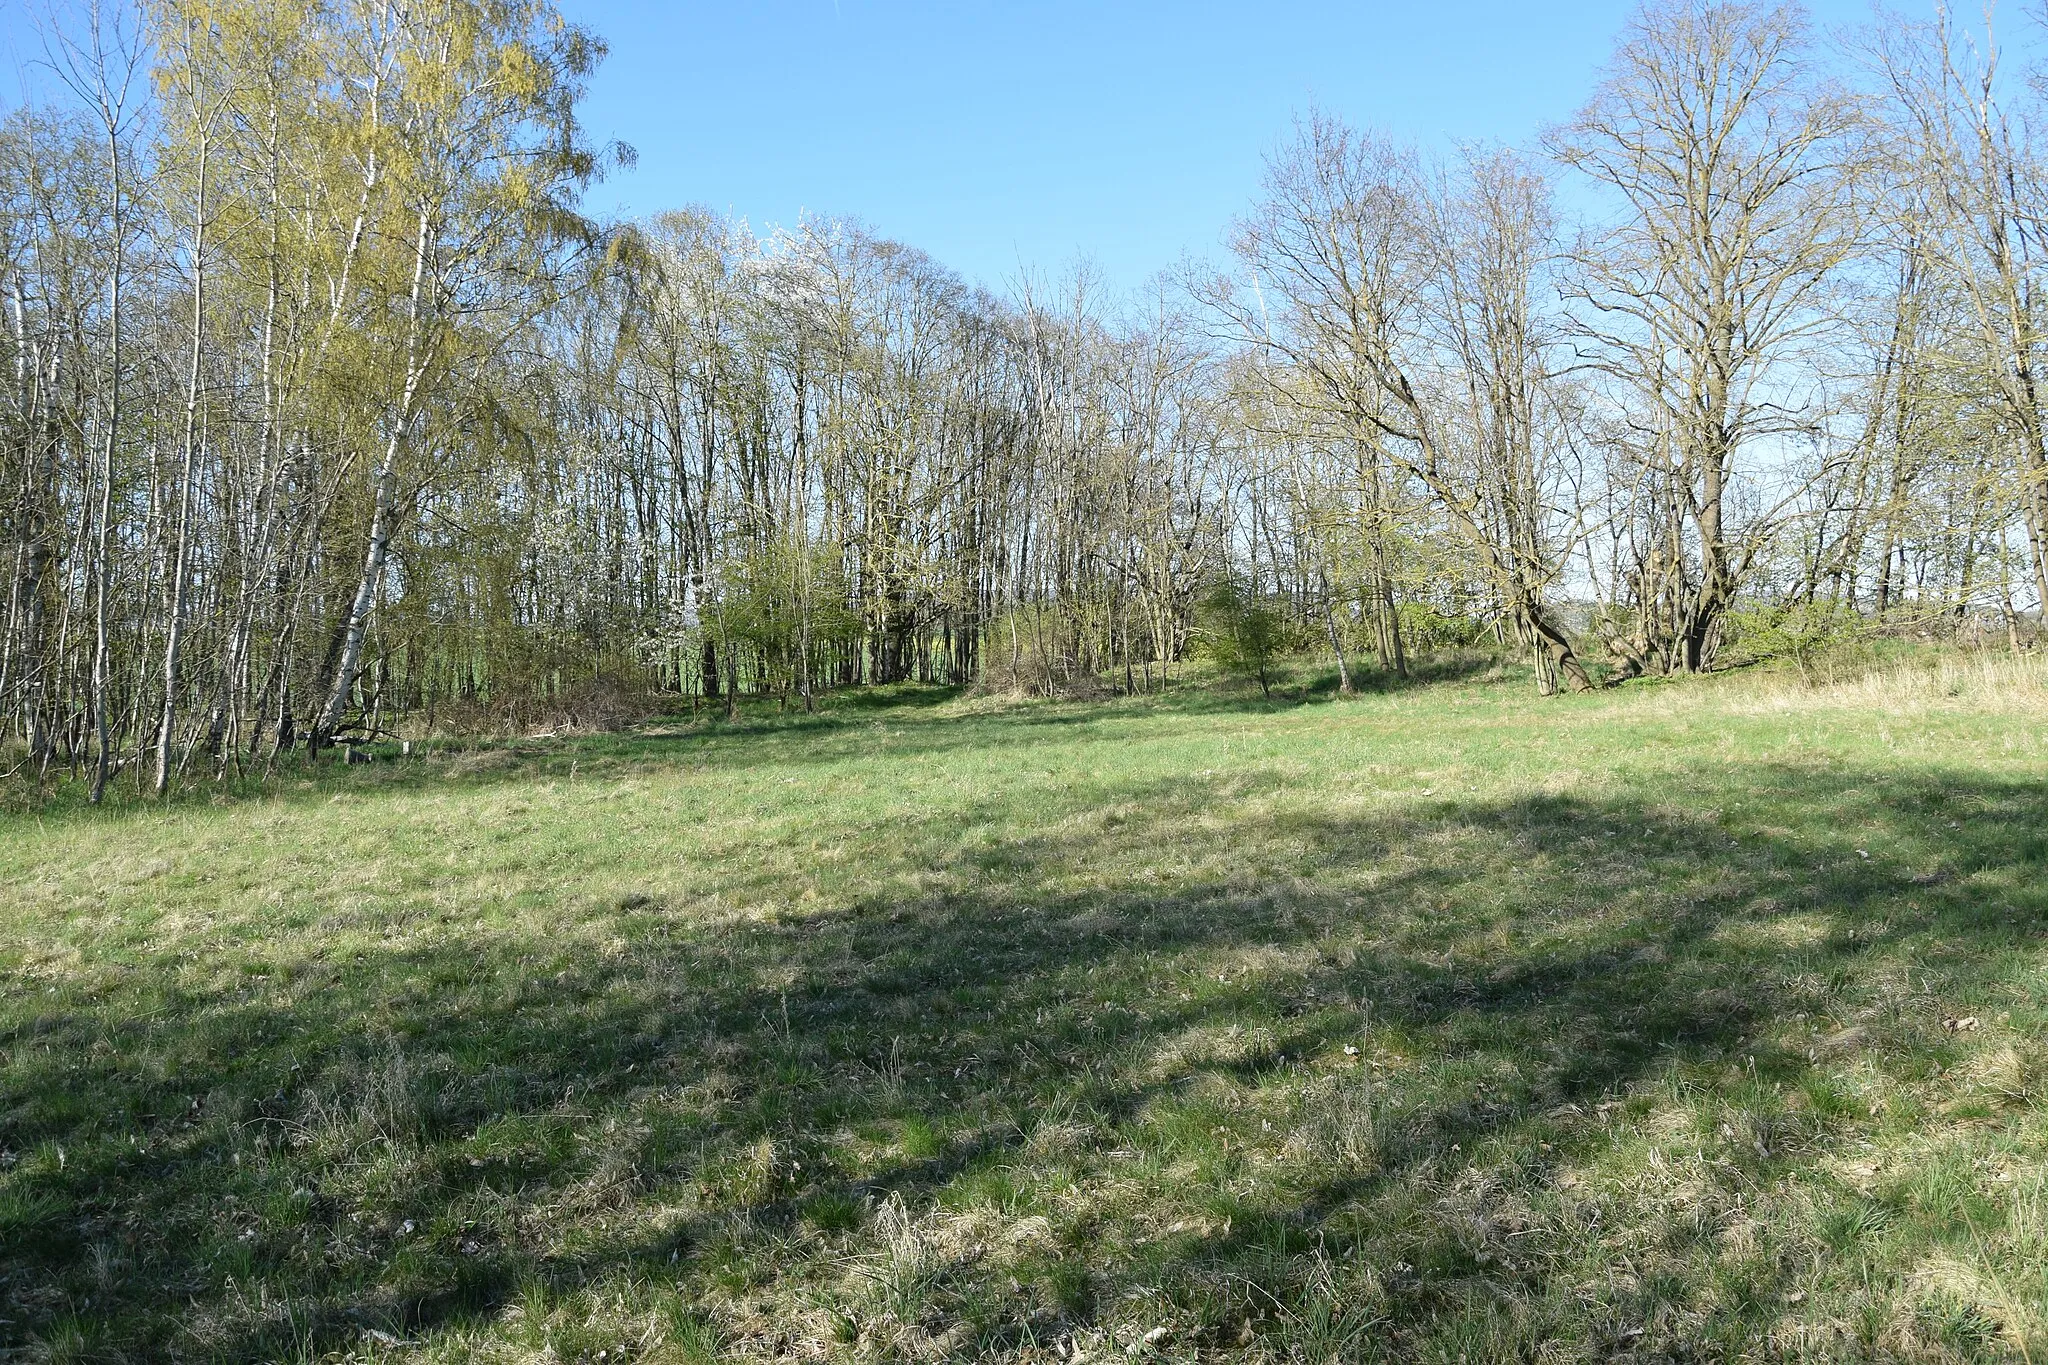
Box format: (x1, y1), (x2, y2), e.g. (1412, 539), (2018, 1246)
(3, 656), (2047, 1362)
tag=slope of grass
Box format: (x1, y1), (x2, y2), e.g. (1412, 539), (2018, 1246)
(2, 659), (2046, 1362)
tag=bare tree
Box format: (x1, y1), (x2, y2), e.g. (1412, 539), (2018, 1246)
(1867, 7), (2048, 619)
(1213, 114), (1594, 693)
(1554, 0), (1861, 674)
(45, 0), (149, 799)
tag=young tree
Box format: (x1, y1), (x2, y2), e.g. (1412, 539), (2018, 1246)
(45, 0), (150, 799)
(148, 0), (235, 795)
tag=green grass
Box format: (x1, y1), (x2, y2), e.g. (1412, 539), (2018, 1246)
(3, 657), (2047, 1362)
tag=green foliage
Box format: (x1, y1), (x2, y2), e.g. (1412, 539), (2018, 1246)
(717, 539), (863, 654)
(1396, 601), (1491, 652)
(1728, 599), (1871, 680)
(1196, 578), (1298, 696)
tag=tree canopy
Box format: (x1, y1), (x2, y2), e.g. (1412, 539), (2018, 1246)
(4, 0), (2045, 792)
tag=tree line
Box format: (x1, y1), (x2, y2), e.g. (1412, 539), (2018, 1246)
(3, 0), (2044, 796)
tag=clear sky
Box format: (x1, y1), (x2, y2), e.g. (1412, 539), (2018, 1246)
(5, 0), (1886, 293)
(556, 0), (1880, 292)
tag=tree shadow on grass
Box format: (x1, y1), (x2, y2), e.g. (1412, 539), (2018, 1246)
(1, 759), (2043, 1359)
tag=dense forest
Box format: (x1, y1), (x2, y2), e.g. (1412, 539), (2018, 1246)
(3, 0), (2045, 798)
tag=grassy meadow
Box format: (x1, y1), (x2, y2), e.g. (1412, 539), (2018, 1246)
(2, 655), (2047, 1362)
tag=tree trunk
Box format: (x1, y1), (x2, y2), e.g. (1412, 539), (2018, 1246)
(155, 141), (209, 796)
(314, 211), (431, 749)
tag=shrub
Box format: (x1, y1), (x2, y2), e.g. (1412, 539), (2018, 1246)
(1727, 600), (1870, 681)
(1197, 579), (1299, 697)
(1396, 603), (1490, 652)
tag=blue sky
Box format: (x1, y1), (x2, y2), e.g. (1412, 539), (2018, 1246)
(5, 1), (1884, 292)
(557, 0), (1879, 291)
